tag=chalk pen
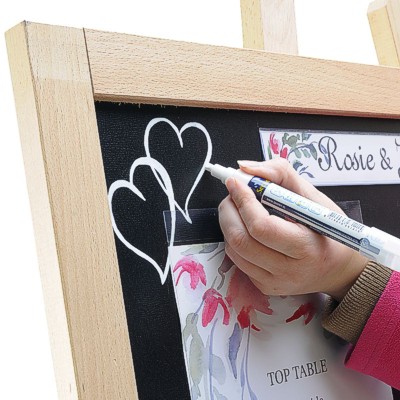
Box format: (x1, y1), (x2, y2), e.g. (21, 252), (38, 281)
(205, 163), (400, 271)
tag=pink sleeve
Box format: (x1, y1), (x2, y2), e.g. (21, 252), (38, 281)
(345, 271), (400, 389)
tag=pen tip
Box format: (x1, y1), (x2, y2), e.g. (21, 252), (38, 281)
(205, 163), (213, 171)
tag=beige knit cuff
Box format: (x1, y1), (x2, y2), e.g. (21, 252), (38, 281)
(322, 261), (392, 344)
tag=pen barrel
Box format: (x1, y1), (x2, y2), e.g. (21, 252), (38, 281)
(366, 228), (400, 271)
(247, 176), (400, 270)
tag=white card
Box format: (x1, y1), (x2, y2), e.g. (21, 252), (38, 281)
(260, 129), (400, 186)
(170, 243), (392, 400)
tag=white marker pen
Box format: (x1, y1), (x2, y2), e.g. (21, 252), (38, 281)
(205, 163), (400, 271)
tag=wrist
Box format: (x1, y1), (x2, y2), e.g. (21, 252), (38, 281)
(325, 252), (368, 301)
(322, 262), (392, 344)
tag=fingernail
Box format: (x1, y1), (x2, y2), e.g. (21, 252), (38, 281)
(237, 160), (259, 168)
(225, 177), (237, 193)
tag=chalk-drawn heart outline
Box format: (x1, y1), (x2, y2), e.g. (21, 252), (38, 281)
(108, 157), (176, 284)
(144, 118), (212, 223)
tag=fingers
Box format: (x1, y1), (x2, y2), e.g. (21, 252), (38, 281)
(224, 242), (273, 284)
(219, 195), (293, 266)
(223, 177), (317, 259)
(224, 242), (297, 296)
(225, 243), (275, 295)
(237, 159), (342, 212)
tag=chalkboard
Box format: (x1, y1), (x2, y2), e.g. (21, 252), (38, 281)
(9, 23), (400, 400)
(96, 101), (400, 399)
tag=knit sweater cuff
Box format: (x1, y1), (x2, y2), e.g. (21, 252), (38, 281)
(322, 262), (392, 344)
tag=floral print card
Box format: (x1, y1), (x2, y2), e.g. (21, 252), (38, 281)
(260, 128), (400, 186)
(170, 242), (392, 400)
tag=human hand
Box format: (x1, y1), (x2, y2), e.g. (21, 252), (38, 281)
(218, 159), (368, 301)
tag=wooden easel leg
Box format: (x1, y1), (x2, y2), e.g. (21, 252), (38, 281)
(241, 0), (298, 54)
(368, 0), (400, 66)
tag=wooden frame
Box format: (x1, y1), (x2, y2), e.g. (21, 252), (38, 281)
(6, 21), (400, 400)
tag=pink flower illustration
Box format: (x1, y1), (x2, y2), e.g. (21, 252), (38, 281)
(270, 133), (280, 155)
(269, 133), (288, 159)
(226, 268), (273, 331)
(280, 146), (288, 158)
(285, 302), (316, 325)
(173, 256), (206, 290)
(202, 288), (230, 327)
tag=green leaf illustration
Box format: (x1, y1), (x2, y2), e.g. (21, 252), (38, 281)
(211, 354), (226, 385)
(267, 145), (272, 159)
(190, 335), (205, 385)
(183, 313), (198, 344)
(302, 132), (311, 141)
(301, 149), (311, 158)
(183, 313), (206, 398)
(309, 144), (318, 160)
(286, 135), (298, 147)
(283, 132), (289, 143)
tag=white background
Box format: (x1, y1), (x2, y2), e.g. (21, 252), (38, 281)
(0, 1), (379, 398)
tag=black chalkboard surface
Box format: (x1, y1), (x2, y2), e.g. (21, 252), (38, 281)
(95, 102), (400, 399)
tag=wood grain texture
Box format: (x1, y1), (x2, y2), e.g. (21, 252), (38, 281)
(386, 0), (400, 59)
(368, 0), (400, 66)
(6, 22), (137, 400)
(85, 28), (400, 119)
(259, 0), (298, 54)
(241, 0), (298, 54)
(6, 22), (79, 400)
(240, 0), (265, 49)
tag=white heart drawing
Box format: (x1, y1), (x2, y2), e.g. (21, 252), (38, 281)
(108, 156), (176, 284)
(144, 118), (212, 224)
